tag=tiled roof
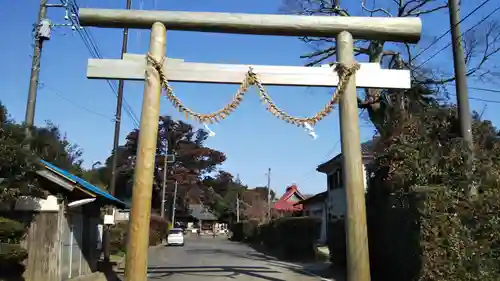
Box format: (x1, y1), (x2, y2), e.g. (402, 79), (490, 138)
(294, 191), (327, 206)
(316, 138), (379, 173)
(188, 204), (218, 220)
(272, 184), (305, 211)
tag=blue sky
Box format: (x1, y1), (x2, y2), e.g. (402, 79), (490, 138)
(1, 0), (499, 196)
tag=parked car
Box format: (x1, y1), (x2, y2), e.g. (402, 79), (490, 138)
(166, 228), (184, 246)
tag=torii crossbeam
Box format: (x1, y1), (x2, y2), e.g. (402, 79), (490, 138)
(78, 8), (421, 281)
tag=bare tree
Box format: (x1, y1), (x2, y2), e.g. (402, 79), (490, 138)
(283, 0), (500, 135)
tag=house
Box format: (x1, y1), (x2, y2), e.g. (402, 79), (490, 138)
(294, 191), (328, 244)
(12, 159), (127, 281)
(316, 140), (375, 221)
(177, 204), (219, 232)
(272, 184), (306, 214)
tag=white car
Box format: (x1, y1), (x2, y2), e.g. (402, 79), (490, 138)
(166, 228), (184, 246)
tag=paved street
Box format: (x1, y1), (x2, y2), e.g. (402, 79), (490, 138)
(124, 235), (330, 281)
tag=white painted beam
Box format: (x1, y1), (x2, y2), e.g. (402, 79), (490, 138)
(122, 53), (184, 63)
(87, 58), (411, 89)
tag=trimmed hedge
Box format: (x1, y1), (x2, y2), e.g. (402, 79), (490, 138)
(231, 217), (321, 260)
(149, 215), (169, 246)
(229, 222), (244, 241)
(108, 215), (170, 254)
(0, 217), (28, 279)
(109, 222), (128, 255)
(326, 219), (346, 266)
(0, 217), (26, 244)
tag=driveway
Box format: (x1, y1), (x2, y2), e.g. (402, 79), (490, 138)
(122, 235), (332, 281)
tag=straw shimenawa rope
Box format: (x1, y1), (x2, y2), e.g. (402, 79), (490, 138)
(147, 53), (360, 127)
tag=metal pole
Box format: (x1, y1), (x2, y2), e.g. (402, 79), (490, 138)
(124, 22), (166, 281)
(160, 150), (167, 219)
(103, 0), (132, 262)
(449, 0), (475, 196)
(24, 0), (48, 140)
(266, 168), (271, 221)
(337, 31), (371, 281)
(171, 181), (178, 225)
(236, 194), (240, 223)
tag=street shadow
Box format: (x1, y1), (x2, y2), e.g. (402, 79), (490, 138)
(246, 243), (346, 281)
(184, 247), (270, 262)
(184, 246), (346, 281)
(144, 265), (285, 281)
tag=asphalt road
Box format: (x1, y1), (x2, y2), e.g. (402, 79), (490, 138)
(136, 235), (329, 281)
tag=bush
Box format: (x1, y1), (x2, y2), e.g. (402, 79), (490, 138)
(229, 222), (244, 241)
(109, 222), (128, 255)
(275, 217), (321, 258)
(366, 105), (500, 281)
(326, 219), (347, 266)
(258, 220), (278, 247)
(242, 219), (259, 242)
(254, 217), (321, 259)
(149, 215), (169, 246)
(0, 243), (27, 278)
(0, 217), (27, 279)
(108, 215), (170, 253)
(0, 217), (26, 244)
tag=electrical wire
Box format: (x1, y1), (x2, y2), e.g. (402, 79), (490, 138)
(39, 83), (115, 121)
(415, 5), (500, 69)
(63, 0), (141, 128)
(411, 0), (491, 62)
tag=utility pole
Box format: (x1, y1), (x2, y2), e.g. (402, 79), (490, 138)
(103, 0), (132, 263)
(160, 150), (168, 219)
(266, 168), (271, 221)
(160, 140), (175, 219)
(24, 0), (49, 140)
(236, 193), (240, 222)
(448, 0), (473, 145)
(171, 181), (178, 225)
(448, 0), (475, 196)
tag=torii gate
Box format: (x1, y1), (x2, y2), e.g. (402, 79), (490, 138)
(78, 8), (421, 281)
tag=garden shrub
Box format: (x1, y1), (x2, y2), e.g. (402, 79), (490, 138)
(109, 222), (128, 255)
(0, 217), (26, 244)
(242, 219), (259, 242)
(265, 217), (321, 259)
(366, 105), (500, 281)
(149, 215), (169, 246)
(0, 217), (28, 279)
(258, 220), (278, 247)
(326, 219), (346, 266)
(229, 222), (244, 241)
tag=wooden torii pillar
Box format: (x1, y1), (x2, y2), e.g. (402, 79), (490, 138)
(78, 8), (421, 281)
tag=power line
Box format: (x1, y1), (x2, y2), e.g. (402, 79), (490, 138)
(411, 0), (491, 62)
(64, 0), (140, 128)
(468, 86), (500, 93)
(39, 83), (115, 120)
(416, 5), (500, 68)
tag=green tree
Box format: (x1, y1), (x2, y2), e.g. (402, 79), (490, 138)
(202, 171), (248, 220)
(283, 0), (500, 135)
(102, 115), (226, 215)
(367, 101), (500, 280)
(0, 101), (83, 206)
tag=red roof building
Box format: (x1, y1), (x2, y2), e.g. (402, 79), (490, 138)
(272, 184), (306, 212)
